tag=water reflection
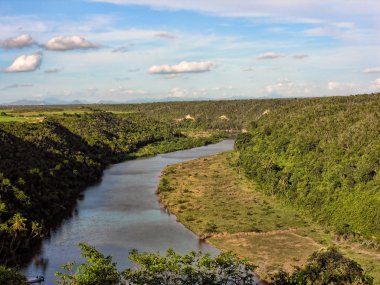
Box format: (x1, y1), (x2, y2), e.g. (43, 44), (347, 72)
(23, 140), (234, 284)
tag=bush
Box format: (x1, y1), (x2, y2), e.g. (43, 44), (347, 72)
(0, 266), (27, 285)
(56, 244), (258, 285)
(272, 247), (374, 285)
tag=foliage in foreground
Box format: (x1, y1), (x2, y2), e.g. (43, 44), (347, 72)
(0, 265), (27, 285)
(55, 244), (374, 285)
(56, 243), (257, 285)
(272, 247), (374, 285)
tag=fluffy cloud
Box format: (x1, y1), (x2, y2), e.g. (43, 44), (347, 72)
(327, 81), (356, 91)
(169, 87), (189, 97)
(4, 53), (42, 73)
(369, 78), (380, 91)
(264, 79), (312, 96)
(363, 67), (380, 73)
(45, 36), (99, 51)
(257, 52), (284, 60)
(0, 34), (35, 49)
(149, 61), (215, 74)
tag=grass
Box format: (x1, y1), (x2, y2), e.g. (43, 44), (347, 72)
(0, 109), (137, 124)
(157, 152), (380, 282)
(0, 115), (41, 123)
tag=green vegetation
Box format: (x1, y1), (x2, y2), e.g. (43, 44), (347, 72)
(55, 244), (373, 285)
(1, 98), (288, 130)
(56, 243), (256, 285)
(0, 266), (27, 285)
(1, 93), (380, 283)
(157, 152), (380, 282)
(56, 243), (120, 285)
(272, 248), (373, 285)
(236, 94), (380, 243)
(0, 111), (222, 266)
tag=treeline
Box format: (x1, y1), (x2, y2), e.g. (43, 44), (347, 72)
(95, 99), (289, 130)
(0, 111), (218, 266)
(4, 98), (291, 130)
(236, 94), (380, 244)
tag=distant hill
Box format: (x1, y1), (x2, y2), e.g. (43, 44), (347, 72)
(4, 98), (89, 106)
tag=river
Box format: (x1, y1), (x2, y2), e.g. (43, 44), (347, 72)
(23, 140), (235, 284)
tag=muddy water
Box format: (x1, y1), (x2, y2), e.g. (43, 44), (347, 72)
(23, 140), (235, 284)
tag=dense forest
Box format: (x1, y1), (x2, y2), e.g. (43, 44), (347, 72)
(235, 93), (380, 244)
(0, 111), (222, 266)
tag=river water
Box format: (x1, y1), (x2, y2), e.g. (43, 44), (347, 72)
(23, 140), (235, 284)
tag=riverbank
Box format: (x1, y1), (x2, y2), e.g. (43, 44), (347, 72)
(0, 110), (225, 267)
(23, 140), (235, 284)
(157, 152), (380, 282)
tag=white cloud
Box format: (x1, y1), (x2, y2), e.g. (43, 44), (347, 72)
(327, 81), (356, 91)
(44, 68), (62, 74)
(149, 61), (215, 74)
(1, 83), (33, 90)
(155, 32), (177, 39)
(369, 78), (380, 91)
(264, 79), (312, 96)
(293, 54), (309, 59)
(112, 45), (131, 53)
(45, 36), (99, 51)
(4, 53), (42, 73)
(108, 87), (147, 95)
(363, 67), (380, 74)
(257, 52), (284, 60)
(169, 87), (189, 97)
(242, 67), (255, 72)
(90, 0), (380, 23)
(0, 34), (35, 49)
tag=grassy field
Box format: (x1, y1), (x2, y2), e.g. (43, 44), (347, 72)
(0, 115), (41, 123)
(157, 152), (380, 282)
(0, 108), (138, 124)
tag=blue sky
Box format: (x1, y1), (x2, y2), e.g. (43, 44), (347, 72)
(0, 0), (379, 103)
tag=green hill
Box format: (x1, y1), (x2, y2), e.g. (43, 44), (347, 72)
(236, 94), (380, 243)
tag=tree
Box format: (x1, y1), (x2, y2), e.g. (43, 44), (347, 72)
(123, 249), (257, 285)
(55, 243), (120, 285)
(272, 247), (374, 285)
(0, 265), (27, 285)
(56, 244), (257, 285)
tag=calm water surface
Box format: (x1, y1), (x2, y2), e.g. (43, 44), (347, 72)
(23, 140), (234, 284)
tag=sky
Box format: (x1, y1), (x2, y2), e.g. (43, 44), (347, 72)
(0, 0), (379, 103)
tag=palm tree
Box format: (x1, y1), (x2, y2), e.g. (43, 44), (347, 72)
(9, 213), (27, 235)
(9, 213), (27, 254)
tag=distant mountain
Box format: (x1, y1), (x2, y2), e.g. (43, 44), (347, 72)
(1, 97), (217, 106)
(125, 97), (214, 104)
(3, 98), (89, 106)
(0, 95), (283, 106)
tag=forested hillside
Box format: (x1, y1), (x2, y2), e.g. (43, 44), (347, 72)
(96, 100), (289, 130)
(0, 111), (220, 265)
(236, 94), (380, 243)
(2, 99), (289, 130)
